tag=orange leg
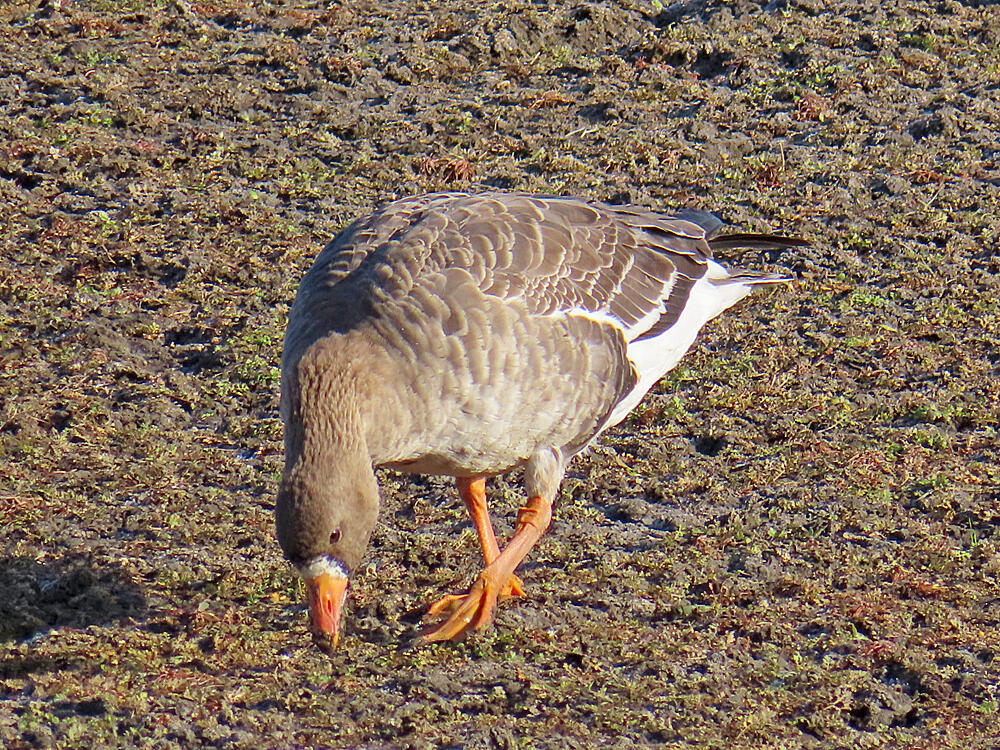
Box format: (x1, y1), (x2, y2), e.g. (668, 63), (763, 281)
(454, 476), (525, 598)
(422, 493), (552, 643)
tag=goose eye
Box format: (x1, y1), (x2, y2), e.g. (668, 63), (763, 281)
(329, 530), (342, 545)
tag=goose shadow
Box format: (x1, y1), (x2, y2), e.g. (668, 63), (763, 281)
(0, 555), (147, 651)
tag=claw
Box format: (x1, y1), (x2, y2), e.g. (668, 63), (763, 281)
(425, 592), (465, 619)
(502, 573), (526, 599)
(421, 570), (504, 642)
(423, 571), (525, 629)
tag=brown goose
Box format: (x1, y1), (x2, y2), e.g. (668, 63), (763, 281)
(277, 191), (803, 650)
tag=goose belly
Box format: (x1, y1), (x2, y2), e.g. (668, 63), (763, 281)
(370, 296), (633, 474)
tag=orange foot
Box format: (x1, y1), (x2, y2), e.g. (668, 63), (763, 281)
(421, 570), (524, 642)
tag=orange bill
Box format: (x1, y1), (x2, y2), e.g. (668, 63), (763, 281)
(305, 571), (348, 652)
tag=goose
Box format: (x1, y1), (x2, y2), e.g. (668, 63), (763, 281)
(276, 191), (804, 651)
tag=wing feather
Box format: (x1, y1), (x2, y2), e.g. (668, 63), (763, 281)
(300, 192), (800, 351)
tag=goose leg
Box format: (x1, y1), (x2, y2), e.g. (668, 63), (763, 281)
(423, 478), (525, 621)
(421, 493), (552, 642)
(455, 476), (525, 598)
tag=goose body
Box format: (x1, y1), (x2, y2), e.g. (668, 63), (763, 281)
(277, 192), (802, 649)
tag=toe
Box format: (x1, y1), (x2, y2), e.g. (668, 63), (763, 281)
(501, 573), (526, 599)
(420, 575), (501, 643)
(425, 593), (465, 619)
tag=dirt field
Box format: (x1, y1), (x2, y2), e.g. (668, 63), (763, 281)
(2, 0), (999, 747)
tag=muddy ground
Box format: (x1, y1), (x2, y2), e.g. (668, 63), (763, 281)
(2, 0), (999, 747)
